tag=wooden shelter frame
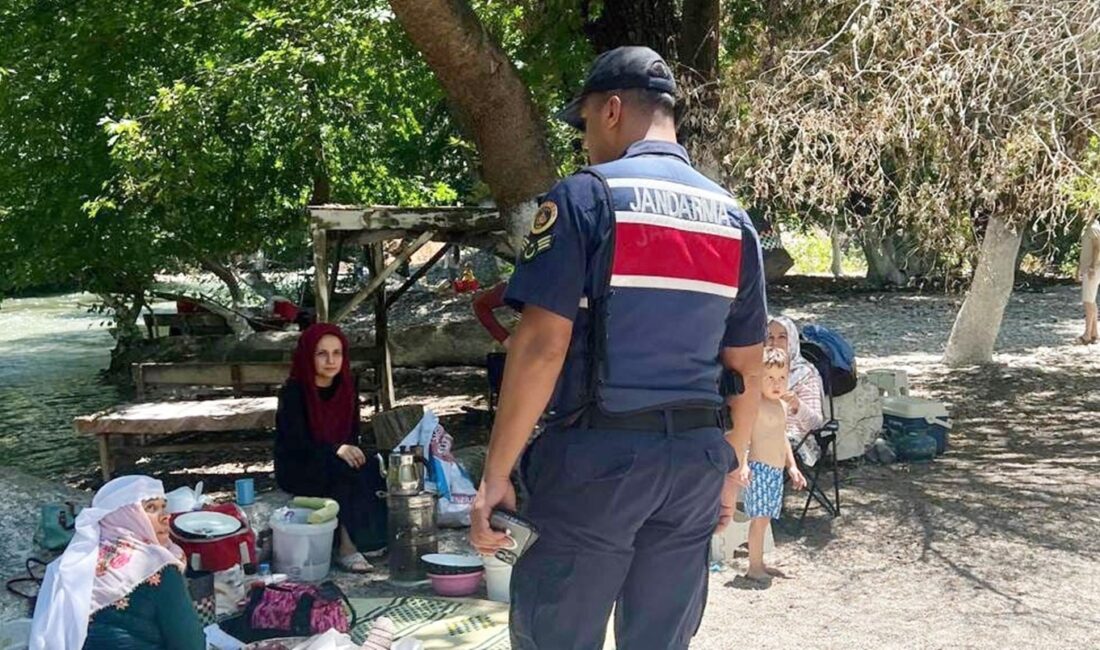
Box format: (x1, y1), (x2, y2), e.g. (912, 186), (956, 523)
(308, 204), (509, 409)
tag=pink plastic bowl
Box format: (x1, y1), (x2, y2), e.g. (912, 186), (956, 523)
(427, 570), (484, 597)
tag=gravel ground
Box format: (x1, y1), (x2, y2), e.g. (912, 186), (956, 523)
(10, 280), (1095, 649)
(694, 283), (1100, 649)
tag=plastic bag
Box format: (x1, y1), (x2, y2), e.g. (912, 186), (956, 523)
(395, 409), (477, 527)
(290, 629), (357, 650)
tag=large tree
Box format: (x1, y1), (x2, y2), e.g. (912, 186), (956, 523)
(387, 0), (728, 231)
(0, 0), (493, 337)
(723, 0), (1100, 365)
(387, 0), (559, 243)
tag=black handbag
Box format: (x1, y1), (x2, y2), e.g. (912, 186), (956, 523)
(5, 557), (49, 615)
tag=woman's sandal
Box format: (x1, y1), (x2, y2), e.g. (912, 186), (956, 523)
(1075, 335), (1092, 345)
(336, 552), (373, 573)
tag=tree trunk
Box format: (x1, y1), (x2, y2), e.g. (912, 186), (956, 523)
(830, 221), (844, 278)
(242, 269), (279, 302)
(388, 0), (557, 244)
(582, 0), (680, 59)
(677, 0), (721, 173)
(680, 0), (719, 77)
(198, 256), (243, 306)
(943, 216), (1023, 366)
(101, 292), (146, 375)
(861, 231), (908, 287)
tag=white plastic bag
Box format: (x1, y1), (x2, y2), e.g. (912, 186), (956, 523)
(290, 629), (356, 650)
(395, 409), (477, 527)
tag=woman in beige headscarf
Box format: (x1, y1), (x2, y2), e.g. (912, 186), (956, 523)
(1078, 216), (1100, 344)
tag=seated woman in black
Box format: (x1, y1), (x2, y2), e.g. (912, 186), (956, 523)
(275, 323), (387, 572)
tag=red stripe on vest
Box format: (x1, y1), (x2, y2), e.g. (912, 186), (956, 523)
(613, 222), (742, 288)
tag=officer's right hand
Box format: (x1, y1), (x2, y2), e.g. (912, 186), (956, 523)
(716, 474), (738, 533)
(469, 475), (517, 555)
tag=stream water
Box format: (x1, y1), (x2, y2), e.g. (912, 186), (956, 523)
(0, 293), (119, 478)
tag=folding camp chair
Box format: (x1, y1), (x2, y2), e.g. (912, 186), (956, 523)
(792, 340), (841, 523)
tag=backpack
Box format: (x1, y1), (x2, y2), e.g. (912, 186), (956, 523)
(801, 325), (858, 397)
(801, 325), (856, 371)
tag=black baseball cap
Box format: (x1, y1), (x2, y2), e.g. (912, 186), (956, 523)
(557, 46), (677, 130)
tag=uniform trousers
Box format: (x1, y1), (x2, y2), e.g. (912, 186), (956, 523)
(509, 425), (735, 650)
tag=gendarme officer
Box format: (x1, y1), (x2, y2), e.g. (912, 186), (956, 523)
(470, 46), (768, 650)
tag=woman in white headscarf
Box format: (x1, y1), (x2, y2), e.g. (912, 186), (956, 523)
(767, 316), (826, 466)
(30, 475), (205, 650)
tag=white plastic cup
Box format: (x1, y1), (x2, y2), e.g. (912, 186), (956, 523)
(483, 554), (513, 603)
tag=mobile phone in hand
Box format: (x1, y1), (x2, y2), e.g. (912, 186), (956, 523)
(489, 509), (539, 565)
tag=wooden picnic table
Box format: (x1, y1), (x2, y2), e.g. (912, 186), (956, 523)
(75, 397), (278, 481)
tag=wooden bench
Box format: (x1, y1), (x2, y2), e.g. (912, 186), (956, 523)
(134, 361), (296, 400)
(143, 312), (232, 338)
(77, 356), (385, 480)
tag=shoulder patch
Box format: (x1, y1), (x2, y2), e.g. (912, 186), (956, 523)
(530, 201), (558, 235)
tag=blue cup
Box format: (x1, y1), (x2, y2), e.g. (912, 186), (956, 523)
(235, 478), (255, 506)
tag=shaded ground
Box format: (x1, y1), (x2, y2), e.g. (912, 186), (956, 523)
(7, 281), (1097, 648)
(695, 283), (1100, 649)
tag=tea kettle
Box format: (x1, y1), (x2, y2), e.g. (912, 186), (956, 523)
(385, 447), (424, 496)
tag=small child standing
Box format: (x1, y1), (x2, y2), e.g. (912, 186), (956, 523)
(741, 346), (806, 581)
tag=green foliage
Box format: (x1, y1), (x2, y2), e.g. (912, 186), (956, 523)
(0, 0), (592, 300)
(785, 228), (867, 276)
(1070, 137), (1100, 211)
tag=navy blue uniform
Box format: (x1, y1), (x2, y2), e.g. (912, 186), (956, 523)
(504, 140), (767, 649)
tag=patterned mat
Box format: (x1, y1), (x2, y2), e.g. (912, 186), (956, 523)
(350, 597), (511, 650)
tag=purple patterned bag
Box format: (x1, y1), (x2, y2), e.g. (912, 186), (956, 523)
(244, 581), (355, 637)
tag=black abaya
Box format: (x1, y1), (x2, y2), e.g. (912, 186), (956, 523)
(273, 380), (387, 552)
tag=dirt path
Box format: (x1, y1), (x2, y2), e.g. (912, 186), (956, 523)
(695, 284), (1100, 649)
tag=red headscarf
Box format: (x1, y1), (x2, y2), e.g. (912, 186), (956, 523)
(289, 323), (357, 445)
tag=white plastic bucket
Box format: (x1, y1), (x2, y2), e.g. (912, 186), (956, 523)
(271, 507), (338, 582)
(483, 555), (512, 603)
(710, 509), (774, 563)
(0, 619), (31, 650)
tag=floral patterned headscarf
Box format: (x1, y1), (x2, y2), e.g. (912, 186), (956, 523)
(31, 476), (184, 650)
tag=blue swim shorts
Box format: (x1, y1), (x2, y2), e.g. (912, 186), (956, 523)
(742, 461), (784, 519)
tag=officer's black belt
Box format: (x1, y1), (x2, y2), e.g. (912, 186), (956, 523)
(583, 408), (723, 433)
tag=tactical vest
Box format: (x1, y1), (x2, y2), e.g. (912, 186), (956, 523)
(570, 151), (747, 418)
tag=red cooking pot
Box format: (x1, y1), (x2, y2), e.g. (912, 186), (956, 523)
(170, 502), (257, 573)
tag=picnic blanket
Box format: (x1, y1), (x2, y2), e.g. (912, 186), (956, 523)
(348, 597), (615, 649)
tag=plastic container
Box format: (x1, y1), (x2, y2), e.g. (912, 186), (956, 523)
(483, 554), (512, 603)
(894, 432), (938, 462)
(271, 507), (338, 582)
(235, 478), (256, 506)
(427, 570), (484, 597)
(709, 509), (774, 564)
(883, 396), (951, 455)
(0, 619), (31, 650)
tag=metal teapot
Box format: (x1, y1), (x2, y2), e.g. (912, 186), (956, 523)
(386, 447), (423, 496)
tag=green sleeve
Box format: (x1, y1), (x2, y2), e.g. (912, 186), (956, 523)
(153, 566), (207, 650)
